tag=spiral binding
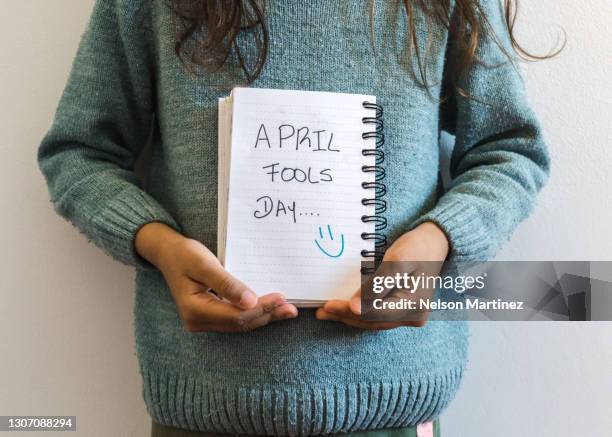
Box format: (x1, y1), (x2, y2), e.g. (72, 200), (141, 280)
(360, 101), (387, 275)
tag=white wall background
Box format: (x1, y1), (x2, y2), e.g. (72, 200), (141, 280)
(443, 1), (612, 436)
(0, 1), (610, 436)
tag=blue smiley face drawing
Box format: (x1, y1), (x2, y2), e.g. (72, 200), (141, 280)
(314, 225), (345, 258)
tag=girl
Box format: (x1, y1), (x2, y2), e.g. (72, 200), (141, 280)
(39, 0), (552, 435)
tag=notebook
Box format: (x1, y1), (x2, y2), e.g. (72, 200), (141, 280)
(218, 88), (386, 306)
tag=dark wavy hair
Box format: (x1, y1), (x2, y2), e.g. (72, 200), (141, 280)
(169, 0), (562, 90)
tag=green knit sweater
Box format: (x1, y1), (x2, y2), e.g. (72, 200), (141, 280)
(38, 0), (549, 434)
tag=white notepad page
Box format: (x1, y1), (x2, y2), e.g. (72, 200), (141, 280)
(218, 88), (375, 304)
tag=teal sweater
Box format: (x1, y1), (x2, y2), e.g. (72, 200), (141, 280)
(38, 0), (549, 434)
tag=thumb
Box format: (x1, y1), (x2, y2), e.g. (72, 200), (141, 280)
(349, 289), (361, 315)
(192, 262), (258, 309)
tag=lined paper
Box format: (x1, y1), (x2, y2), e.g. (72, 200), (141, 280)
(218, 88), (375, 303)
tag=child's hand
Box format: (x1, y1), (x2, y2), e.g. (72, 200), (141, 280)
(315, 222), (449, 330)
(135, 222), (298, 333)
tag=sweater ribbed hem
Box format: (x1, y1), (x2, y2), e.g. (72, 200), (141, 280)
(140, 365), (464, 436)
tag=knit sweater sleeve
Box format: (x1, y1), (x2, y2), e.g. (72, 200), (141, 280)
(411, 0), (551, 262)
(38, 0), (180, 268)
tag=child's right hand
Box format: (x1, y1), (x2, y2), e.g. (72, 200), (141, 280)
(135, 222), (298, 333)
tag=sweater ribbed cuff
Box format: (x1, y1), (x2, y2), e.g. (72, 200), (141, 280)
(89, 184), (181, 270)
(410, 197), (493, 263)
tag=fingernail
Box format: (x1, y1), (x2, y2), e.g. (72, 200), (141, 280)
(240, 291), (257, 308)
(275, 297), (288, 307)
(350, 298), (361, 315)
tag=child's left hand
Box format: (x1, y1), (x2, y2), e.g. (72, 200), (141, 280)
(315, 222), (449, 330)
